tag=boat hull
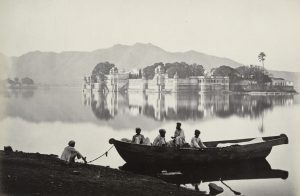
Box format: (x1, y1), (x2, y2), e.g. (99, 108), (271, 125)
(109, 134), (288, 166)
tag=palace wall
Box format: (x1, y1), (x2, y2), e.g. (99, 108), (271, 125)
(83, 66), (229, 93)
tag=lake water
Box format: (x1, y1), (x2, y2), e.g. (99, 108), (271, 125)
(0, 87), (299, 195)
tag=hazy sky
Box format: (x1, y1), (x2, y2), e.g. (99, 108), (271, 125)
(0, 0), (300, 71)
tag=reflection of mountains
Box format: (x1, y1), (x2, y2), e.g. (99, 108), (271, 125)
(85, 91), (294, 121)
(0, 89), (35, 99)
(2, 89), (295, 127)
(2, 88), (161, 130)
(2, 88), (96, 122)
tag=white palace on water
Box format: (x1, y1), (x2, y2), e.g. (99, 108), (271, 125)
(83, 65), (229, 94)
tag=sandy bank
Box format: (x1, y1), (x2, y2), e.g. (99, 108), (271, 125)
(0, 150), (208, 196)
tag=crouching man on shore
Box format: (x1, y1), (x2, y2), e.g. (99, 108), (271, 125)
(61, 140), (87, 164)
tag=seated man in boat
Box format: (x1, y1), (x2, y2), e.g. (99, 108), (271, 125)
(153, 129), (167, 147)
(132, 128), (145, 144)
(171, 122), (185, 147)
(190, 129), (207, 148)
(131, 128), (151, 145)
(61, 140), (87, 164)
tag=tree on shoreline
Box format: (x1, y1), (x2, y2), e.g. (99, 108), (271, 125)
(236, 65), (271, 85)
(258, 52), (266, 73)
(91, 62), (115, 82)
(142, 62), (204, 79)
(142, 62), (164, 79)
(212, 65), (241, 83)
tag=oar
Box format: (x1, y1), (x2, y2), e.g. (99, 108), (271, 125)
(220, 179), (241, 195)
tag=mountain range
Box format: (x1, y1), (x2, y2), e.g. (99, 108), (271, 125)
(0, 43), (245, 84)
(0, 43), (299, 88)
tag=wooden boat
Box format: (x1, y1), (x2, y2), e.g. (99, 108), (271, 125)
(109, 134), (288, 166)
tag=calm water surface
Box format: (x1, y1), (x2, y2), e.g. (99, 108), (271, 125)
(0, 87), (299, 195)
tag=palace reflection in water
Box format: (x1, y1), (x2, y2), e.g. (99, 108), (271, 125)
(82, 91), (294, 121)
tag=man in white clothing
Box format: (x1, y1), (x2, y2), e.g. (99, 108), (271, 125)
(171, 122), (185, 147)
(190, 130), (206, 148)
(153, 129), (167, 147)
(61, 140), (87, 164)
(131, 128), (145, 144)
(131, 128), (151, 145)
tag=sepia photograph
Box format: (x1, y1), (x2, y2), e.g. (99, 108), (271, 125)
(0, 0), (299, 195)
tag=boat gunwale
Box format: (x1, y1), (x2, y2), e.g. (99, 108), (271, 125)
(110, 134), (288, 150)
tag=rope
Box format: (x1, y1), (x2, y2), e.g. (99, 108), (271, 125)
(87, 145), (114, 164)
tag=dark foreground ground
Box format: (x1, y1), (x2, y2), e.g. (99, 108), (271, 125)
(0, 150), (207, 196)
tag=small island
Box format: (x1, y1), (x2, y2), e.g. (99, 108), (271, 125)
(0, 77), (37, 90)
(83, 61), (296, 94)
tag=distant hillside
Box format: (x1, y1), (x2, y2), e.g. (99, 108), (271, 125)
(1, 43), (299, 86)
(1, 43), (244, 84)
(0, 53), (12, 79)
(269, 70), (300, 91)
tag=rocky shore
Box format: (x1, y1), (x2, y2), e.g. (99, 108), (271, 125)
(0, 150), (210, 196)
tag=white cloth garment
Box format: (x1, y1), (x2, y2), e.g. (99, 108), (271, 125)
(153, 135), (167, 146)
(132, 134), (145, 144)
(60, 146), (83, 162)
(190, 136), (206, 148)
(174, 129), (185, 146)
